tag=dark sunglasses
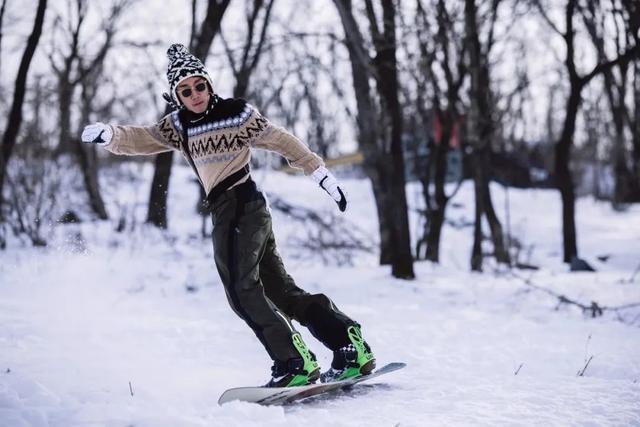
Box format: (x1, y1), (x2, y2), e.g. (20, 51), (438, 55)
(180, 82), (207, 98)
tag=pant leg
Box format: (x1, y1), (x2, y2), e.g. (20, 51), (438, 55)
(258, 225), (357, 351)
(211, 183), (299, 363)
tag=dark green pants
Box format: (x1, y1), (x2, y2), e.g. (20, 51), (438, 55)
(211, 179), (356, 363)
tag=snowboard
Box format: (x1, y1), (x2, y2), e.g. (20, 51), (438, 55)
(218, 362), (406, 406)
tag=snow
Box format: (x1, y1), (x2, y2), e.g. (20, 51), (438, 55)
(1, 163), (639, 427)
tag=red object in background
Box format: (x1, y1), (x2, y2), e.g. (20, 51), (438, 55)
(433, 112), (462, 149)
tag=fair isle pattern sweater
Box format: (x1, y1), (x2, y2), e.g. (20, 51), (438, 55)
(104, 98), (324, 195)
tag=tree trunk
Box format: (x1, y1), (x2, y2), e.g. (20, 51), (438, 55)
(634, 60), (640, 186)
(333, 0), (414, 278)
(79, 79), (109, 220)
(370, 163), (394, 265)
(0, 0), (7, 76)
(355, 123), (395, 267)
(74, 138), (109, 219)
(470, 164), (485, 271)
(191, 0), (232, 60)
(555, 89), (581, 262)
(56, 76), (109, 219)
(233, 70), (250, 99)
(332, 0), (390, 265)
(465, 0), (510, 270)
(425, 204), (445, 262)
(425, 115), (451, 262)
(378, 0), (414, 278)
(57, 82), (74, 154)
(612, 118), (638, 204)
(622, 0), (640, 187)
(0, 0), (47, 211)
(582, 6), (639, 204)
(147, 150), (173, 228)
(483, 176), (510, 263)
(543, 0), (640, 263)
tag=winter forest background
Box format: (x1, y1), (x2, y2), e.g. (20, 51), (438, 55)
(1, 0), (639, 426)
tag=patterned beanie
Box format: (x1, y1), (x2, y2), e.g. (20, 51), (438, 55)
(165, 43), (215, 107)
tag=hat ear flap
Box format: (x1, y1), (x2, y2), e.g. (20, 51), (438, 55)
(206, 81), (215, 96)
(162, 92), (180, 110)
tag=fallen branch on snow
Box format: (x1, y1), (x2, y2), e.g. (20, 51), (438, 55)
(628, 262), (640, 283)
(577, 356), (594, 377)
(507, 271), (640, 324)
(267, 194), (375, 266)
(514, 363), (524, 375)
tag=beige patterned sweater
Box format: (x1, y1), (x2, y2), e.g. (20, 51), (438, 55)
(103, 97), (324, 195)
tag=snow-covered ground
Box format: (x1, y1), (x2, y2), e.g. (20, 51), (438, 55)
(1, 162), (639, 427)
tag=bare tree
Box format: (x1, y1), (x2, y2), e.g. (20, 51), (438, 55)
(78, 61), (117, 219)
(332, 0), (414, 279)
(0, 0), (8, 76)
(405, 0), (467, 263)
(147, 0), (231, 229)
(581, 0), (640, 204)
(254, 38), (346, 160)
(534, 0), (639, 263)
(220, 0), (275, 98)
(5, 86), (60, 247)
(49, 0), (129, 219)
(299, 64), (337, 159)
(0, 0), (47, 215)
(465, 0), (511, 271)
(626, 1), (640, 189)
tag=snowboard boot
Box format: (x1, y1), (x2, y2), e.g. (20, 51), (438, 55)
(267, 332), (320, 387)
(320, 325), (376, 383)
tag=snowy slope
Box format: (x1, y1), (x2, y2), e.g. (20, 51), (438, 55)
(1, 163), (639, 427)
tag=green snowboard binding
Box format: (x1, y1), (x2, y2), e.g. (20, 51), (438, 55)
(320, 325), (376, 383)
(267, 332), (320, 387)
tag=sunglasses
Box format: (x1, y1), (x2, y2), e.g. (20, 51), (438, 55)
(179, 82), (207, 98)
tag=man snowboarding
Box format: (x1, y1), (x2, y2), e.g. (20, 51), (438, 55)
(81, 44), (375, 387)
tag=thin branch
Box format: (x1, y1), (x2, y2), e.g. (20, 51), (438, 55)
(247, 0), (275, 73)
(332, 0), (378, 79)
(581, 43), (640, 86)
(190, 0), (197, 49)
(510, 270), (640, 323)
(118, 40), (165, 49)
(514, 363), (524, 375)
(240, 0), (262, 71)
(629, 263), (640, 283)
(485, 0), (502, 56)
(532, 0), (564, 36)
(267, 193), (375, 266)
(0, 0), (8, 74)
(565, 0), (578, 80)
(364, 0), (381, 44)
(219, 30), (238, 74)
(577, 355), (594, 377)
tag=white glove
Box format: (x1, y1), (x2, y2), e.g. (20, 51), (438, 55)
(81, 122), (113, 145)
(312, 166), (347, 212)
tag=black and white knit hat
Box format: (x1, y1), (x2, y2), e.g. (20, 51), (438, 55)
(165, 43), (214, 107)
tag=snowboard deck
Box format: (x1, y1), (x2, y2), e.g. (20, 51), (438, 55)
(218, 362), (406, 406)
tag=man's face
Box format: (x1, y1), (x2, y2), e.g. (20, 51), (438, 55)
(177, 76), (211, 114)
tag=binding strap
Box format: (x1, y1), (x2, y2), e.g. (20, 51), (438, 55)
(206, 164), (251, 205)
